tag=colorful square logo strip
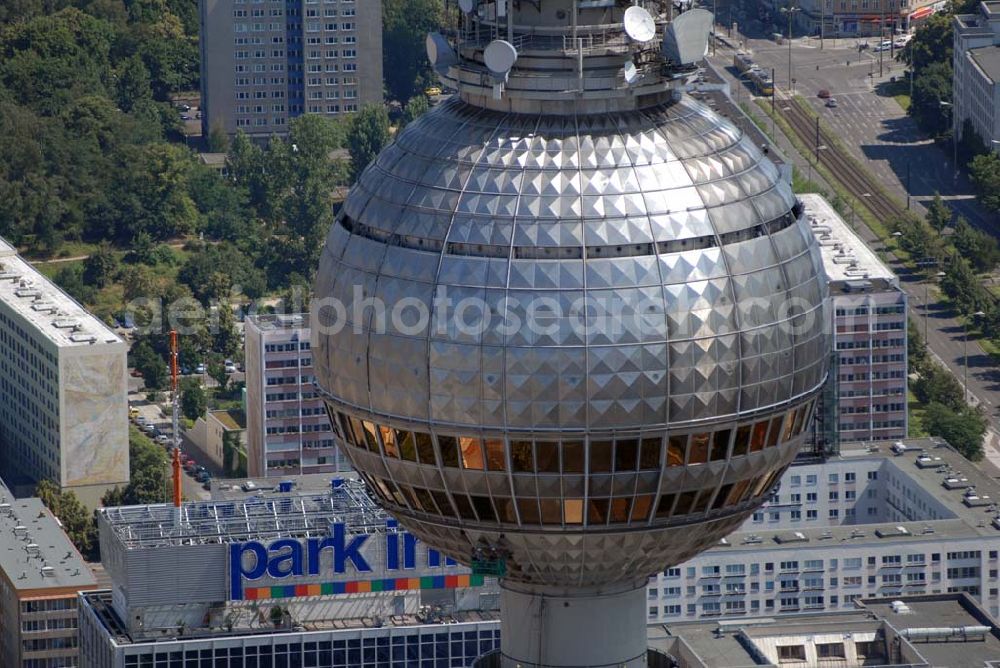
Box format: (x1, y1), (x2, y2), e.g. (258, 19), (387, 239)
(243, 574), (485, 600)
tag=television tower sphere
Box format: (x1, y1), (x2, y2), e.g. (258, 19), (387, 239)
(313, 2), (829, 665)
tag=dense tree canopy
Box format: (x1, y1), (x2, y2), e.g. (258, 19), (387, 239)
(383, 0), (444, 103)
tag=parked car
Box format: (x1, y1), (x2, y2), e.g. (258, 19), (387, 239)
(135, 416), (148, 426)
(129, 407), (139, 419)
(144, 424), (159, 436)
(195, 471), (212, 483)
(202, 481), (212, 491)
(224, 359), (237, 373)
(195, 363), (206, 374)
(424, 86), (442, 97)
(873, 40), (892, 52)
(177, 103), (191, 112)
(826, 98), (839, 108)
(156, 434), (170, 445)
(817, 89), (831, 99)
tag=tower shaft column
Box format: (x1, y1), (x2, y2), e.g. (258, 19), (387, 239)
(499, 580), (648, 668)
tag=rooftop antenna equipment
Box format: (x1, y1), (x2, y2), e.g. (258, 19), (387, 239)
(662, 7), (713, 65)
(623, 5), (657, 43)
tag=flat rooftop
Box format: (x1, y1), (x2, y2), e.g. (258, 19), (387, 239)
(82, 589), (500, 648)
(208, 471), (359, 502)
(799, 193), (898, 289)
(100, 477), (379, 550)
(0, 239), (122, 349)
(0, 493), (97, 593)
(210, 409), (245, 431)
(655, 594), (1000, 667)
(971, 44), (1000, 83)
(702, 437), (1000, 555)
(246, 313), (307, 332)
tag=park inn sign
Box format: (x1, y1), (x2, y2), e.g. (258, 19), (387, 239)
(227, 522), (484, 600)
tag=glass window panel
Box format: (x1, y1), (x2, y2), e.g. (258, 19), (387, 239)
(726, 478), (754, 505)
(564, 499), (584, 524)
(510, 441), (533, 472)
(397, 429), (417, 461)
(460, 437), (485, 470)
(562, 441), (585, 473)
(750, 421), (769, 452)
(494, 497), (516, 523)
(536, 442), (559, 473)
(415, 432), (435, 464)
(485, 439), (506, 471)
(588, 498), (609, 524)
(712, 484), (733, 510)
(360, 420), (379, 451)
(667, 435), (687, 466)
(438, 435), (460, 467)
(782, 410), (796, 441)
(381, 431), (403, 459)
(655, 493), (675, 519)
(610, 497), (632, 523)
(347, 416), (367, 449)
(590, 440), (613, 473)
(711, 429), (731, 461)
(471, 495), (496, 522)
(615, 439), (638, 471)
(689, 433), (711, 464)
(539, 499), (562, 525)
(766, 417), (783, 448)
(400, 485), (421, 511)
(632, 495), (653, 522)
(639, 437), (661, 470)
(430, 491), (454, 517)
(517, 497), (541, 524)
(692, 489), (713, 514)
(733, 424), (752, 457)
(674, 490), (698, 515)
(453, 494), (477, 520)
(414, 487), (438, 514)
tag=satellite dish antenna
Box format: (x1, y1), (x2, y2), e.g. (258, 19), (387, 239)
(623, 6), (656, 43)
(663, 8), (713, 65)
(484, 39), (518, 75)
(458, 0), (477, 13)
(426, 32), (458, 69)
(622, 61), (639, 85)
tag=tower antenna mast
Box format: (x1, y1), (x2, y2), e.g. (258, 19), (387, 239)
(170, 330), (182, 514)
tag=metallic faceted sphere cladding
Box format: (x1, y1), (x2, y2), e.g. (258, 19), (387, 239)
(312, 96), (830, 587)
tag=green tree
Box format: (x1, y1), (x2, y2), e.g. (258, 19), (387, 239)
(212, 303), (241, 359)
(347, 104), (391, 180)
(941, 252), (991, 316)
(969, 151), (1000, 212)
(909, 60), (952, 136)
(952, 217), (1000, 273)
(82, 242), (120, 288)
(898, 13), (953, 73)
(116, 54), (153, 113)
(131, 339), (167, 389)
(924, 192), (951, 232)
(180, 376), (206, 420)
(923, 402), (986, 461)
(103, 427), (169, 506)
(913, 361), (965, 411)
(383, 0), (443, 102)
(402, 94), (430, 128)
(907, 317), (928, 374)
(53, 264), (97, 304)
(208, 358), (229, 393)
(892, 214), (942, 261)
(35, 479), (98, 561)
(207, 124), (229, 153)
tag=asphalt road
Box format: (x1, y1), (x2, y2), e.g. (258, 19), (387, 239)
(708, 36), (1000, 472)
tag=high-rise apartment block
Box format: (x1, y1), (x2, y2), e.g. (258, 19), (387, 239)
(0, 238), (128, 508)
(244, 314), (348, 477)
(954, 2), (1000, 151)
(0, 481), (97, 668)
(199, 0), (383, 140)
(802, 194), (908, 446)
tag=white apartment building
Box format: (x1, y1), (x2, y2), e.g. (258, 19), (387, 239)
(244, 313), (349, 477)
(954, 2), (1000, 151)
(802, 194), (908, 448)
(648, 438), (1000, 624)
(0, 238), (128, 508)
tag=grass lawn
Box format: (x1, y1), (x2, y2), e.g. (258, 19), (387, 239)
(908, 390), (929, 438)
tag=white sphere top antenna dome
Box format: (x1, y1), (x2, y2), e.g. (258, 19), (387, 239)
(458, 0), (477, 14)
(483, 39), (518, 75)
(623, 5), (656, 43)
